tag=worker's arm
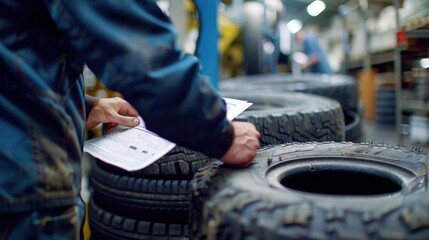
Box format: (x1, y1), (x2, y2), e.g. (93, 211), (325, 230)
(301, 55), (319, 70)
(44, 0), (258, 160)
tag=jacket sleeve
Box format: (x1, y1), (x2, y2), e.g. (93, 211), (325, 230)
(84, 95), (97, 118)
(43, 0), (233, 158)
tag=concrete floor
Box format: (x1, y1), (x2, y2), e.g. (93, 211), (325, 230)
(361, 119), (429, 154)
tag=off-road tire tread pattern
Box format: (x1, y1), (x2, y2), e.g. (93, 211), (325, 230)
(88, 197), (189, 240)
(234, 105), (345, 145)
(91, 160), (191, 222)
(191, 142), (429, 240)
(96, 146), (216, 178)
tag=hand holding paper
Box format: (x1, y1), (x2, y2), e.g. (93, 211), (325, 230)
(84, 98), (253, 171)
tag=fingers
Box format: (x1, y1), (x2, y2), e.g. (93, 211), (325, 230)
(232, 121), (260, 148)
(86, 97), (141, 130)
(103, 122), (118, 135)
(220, 147), (257, 167)
(249, 136), (260, 150)
(241, 133), (260, 151)
(116, 97), (139, 117)
(113, 98), (140, 127)
(220, 122), (261, 167)
(110, 114), (140, 128)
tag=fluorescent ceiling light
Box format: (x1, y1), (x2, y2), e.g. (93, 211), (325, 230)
(421, 58), (429, 68)
(265, 0), (284, 12)
(286, 19), (303, 34)
(307, 0), (326, 17)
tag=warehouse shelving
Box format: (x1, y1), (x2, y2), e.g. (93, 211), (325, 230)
(394, 0), (429, 141)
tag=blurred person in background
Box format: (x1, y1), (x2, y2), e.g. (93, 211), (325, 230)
(295, 30), (333, 74)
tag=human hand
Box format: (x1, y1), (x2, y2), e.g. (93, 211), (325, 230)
(303, 55), (319, 68)
(220, 121), (260, 167)
(86, 97), (140, 129)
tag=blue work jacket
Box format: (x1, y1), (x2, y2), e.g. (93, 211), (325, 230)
(0, 0), (232, 212)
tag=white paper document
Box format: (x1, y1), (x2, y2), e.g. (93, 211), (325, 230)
(84, 98), (252, 171)
(223, 97), (253, 120)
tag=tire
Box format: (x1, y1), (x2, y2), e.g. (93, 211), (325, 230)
(221, 92), (345, 145)
(376, 88), (396, 125)
(243, 1), (265, 75)
(95, 146), (215, 178)
(90, 159), (191, 223)
(88, 196), (189, 240)
(191, 142), (429, 240)
(345, 111), (363, 142)
(414, 76), (429, 101)
(221, 73), (359, 113)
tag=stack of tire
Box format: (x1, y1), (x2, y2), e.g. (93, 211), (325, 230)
(221, 73), (363, 142)
(88, 148), (210, 239)
(414, 75), (429, 101)
(88, 91), (346, 239)
(375, 87), (396, 125)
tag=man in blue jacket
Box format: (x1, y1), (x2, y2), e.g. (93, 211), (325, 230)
(0, 0), (260, 238)
(295, 30), (333, 74)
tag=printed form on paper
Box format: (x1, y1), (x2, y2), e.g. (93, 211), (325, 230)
(84, 98), (252, 171)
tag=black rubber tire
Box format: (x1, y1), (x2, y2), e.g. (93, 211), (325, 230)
(345, 111), (363, 142)
(376, 88), (396, 125)
(90, 159), (191, 223)
(243, 1), (265, 75)
(414, 76), (429, 101)
(191, 142), (429, 240)
(221, 92), (345, 145)
(376, 88), (396, 101)
(376, 115), (397, 125)
(220, 73), (359, 113)
(88, 196), (189, 240)
(95, 146), (215, 179)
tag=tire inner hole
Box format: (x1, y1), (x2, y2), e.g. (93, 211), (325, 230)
(280, 170), (402, 196)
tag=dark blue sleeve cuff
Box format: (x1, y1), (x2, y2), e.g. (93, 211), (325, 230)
(84, 95), (97, 118)
(213, 122), (234, 159)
